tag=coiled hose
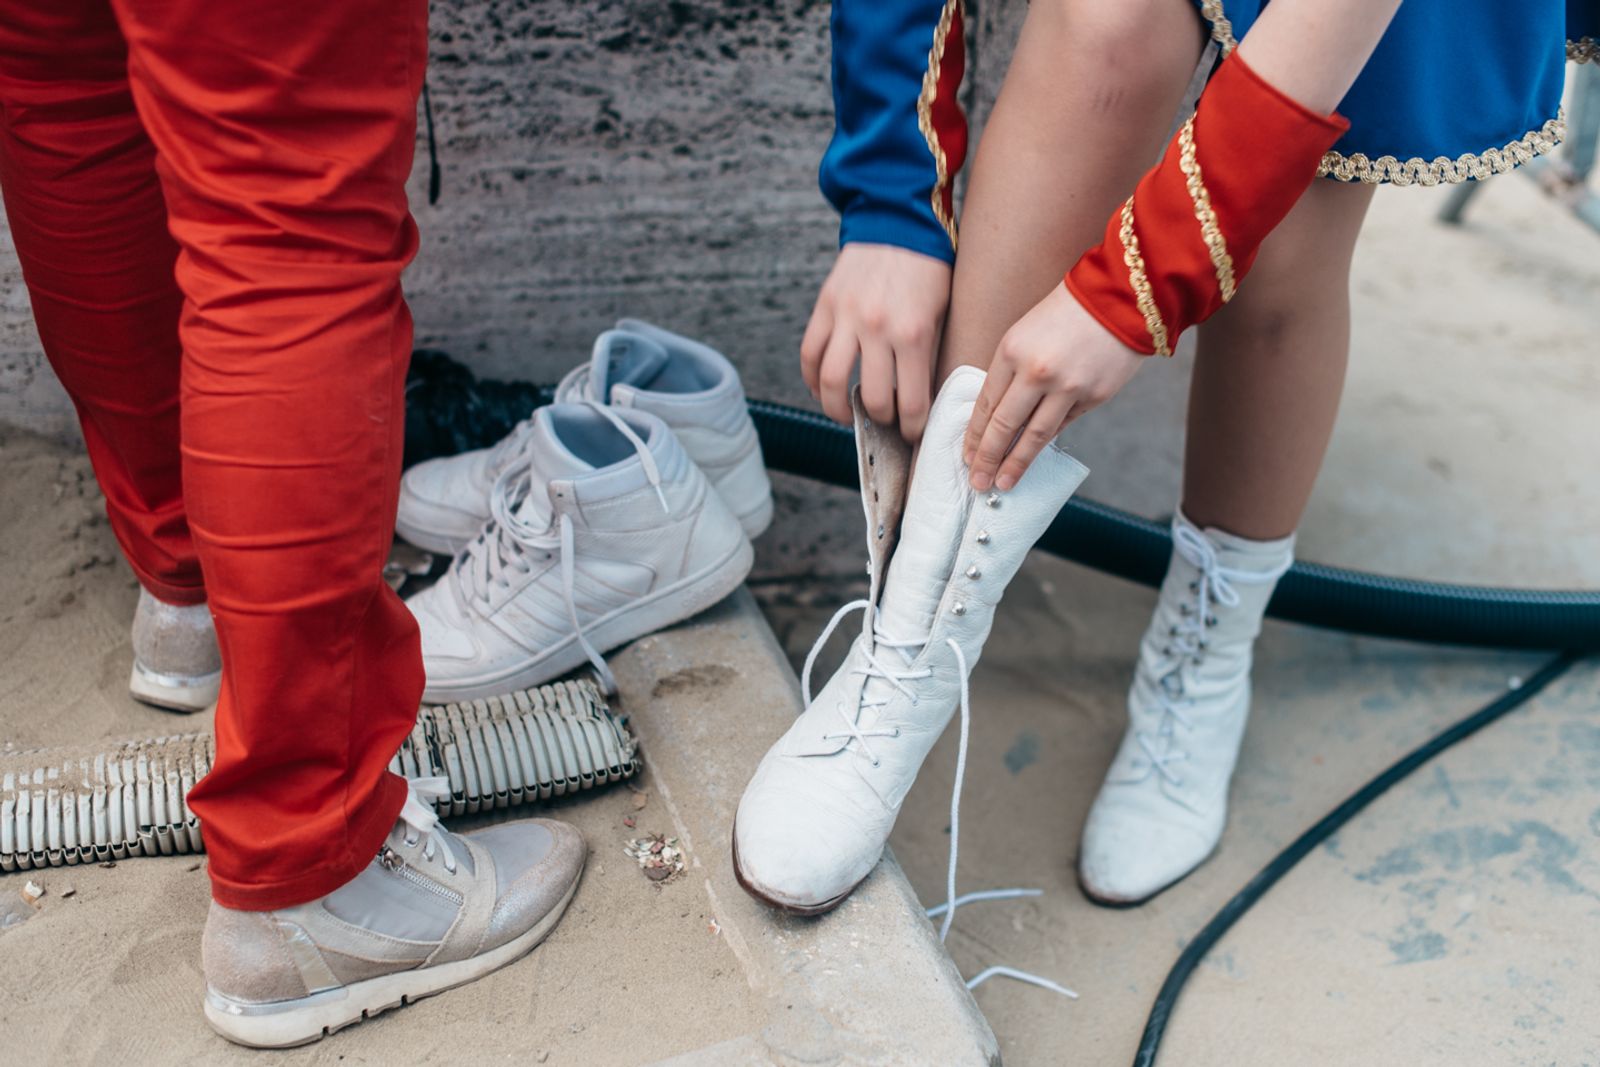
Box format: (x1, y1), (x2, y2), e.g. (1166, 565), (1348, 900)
(0, 679), (637, 872)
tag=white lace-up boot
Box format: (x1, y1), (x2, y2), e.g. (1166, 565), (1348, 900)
(405, 402), (752, 703)
(396, 322), (772, 553)
(203, 778), (585, 1048)
(1077, 512), (1293, 905)
(128, 589), (222, 713)
(732, 367), (1089, 914)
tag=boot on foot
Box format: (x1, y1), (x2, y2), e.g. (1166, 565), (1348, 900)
(405, 402), (753, 702)
(129, 588), (222, 713)
(732, 367), (1088, 913)
(1077, 512), (1292, 905)
(203, 778), (584, 1048)
(396, 322), (772, 554)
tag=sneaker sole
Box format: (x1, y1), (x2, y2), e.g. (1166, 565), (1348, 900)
(729, 818), (862, 917)
(420, 535), (755, 704)
(128, 663), (221, 714)
(203, 862), (583, 1048)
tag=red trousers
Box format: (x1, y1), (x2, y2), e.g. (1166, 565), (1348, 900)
(0, 0), (427, 908)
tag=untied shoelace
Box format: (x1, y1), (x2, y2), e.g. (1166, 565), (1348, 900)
(800, 596), (1077, 1000)
(453, 401), (669, 694)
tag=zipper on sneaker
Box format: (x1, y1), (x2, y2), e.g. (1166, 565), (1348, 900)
(378, 845), (466, 906)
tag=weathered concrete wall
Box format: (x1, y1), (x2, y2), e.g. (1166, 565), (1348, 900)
(0, 0), (1023, 440)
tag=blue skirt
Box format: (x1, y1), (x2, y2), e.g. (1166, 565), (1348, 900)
(1195, 0), (1600, 185)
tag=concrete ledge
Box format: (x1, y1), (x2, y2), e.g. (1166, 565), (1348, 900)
(615, 588), (1000, 1067)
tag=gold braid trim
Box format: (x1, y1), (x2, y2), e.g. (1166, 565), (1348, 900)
(1319, 113), (1565, 186)
(1571, 38), (1600, 64)
(916, 0), (963, 250)
(1176, 116), (1236, 304)
(1118, 196), (1171, 357)
(1199, 0), (1237, 56)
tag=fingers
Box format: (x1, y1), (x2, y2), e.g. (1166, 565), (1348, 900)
(858, 333), (897, 426)
(967, 375), (1043, 493)
(963, 360), (1012, 470)
(799, 300), (833, 400)
(817, 325), (859, 426)
(893, 324), (935, 443)
(993, 392), (1073, 491)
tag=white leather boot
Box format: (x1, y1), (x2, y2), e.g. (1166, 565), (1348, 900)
(1077, 512), (1293, 905)
(733, 366), (1089, 914)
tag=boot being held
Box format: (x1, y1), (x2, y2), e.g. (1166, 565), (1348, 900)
(733, 367), (1088, 914)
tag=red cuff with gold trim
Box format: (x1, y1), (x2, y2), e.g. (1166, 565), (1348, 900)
(1064, 53), (1350, 355)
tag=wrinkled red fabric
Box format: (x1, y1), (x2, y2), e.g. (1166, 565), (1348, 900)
(1066, 53), (1350, 355)
(0, 0), (427, 909)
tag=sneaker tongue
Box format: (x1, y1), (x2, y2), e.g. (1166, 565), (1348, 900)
(511, 409), (595, 526)
(589, 329), (671, 400)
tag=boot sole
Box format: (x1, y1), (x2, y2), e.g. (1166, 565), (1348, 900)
(128, 663), (221, 714)
(1074, 844), (1218, 910)
(204, 863), (583, 1048)
(729, 819), (862, 917)
(421, 535), (755, 704)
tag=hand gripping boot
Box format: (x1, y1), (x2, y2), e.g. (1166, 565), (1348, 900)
(1078, 512), (1292, 905)
(733, 366), (1089, 914)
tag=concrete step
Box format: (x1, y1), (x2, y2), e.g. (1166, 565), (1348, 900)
(619, 587), (999, 1067)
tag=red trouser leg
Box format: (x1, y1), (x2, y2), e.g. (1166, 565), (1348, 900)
(0, 0), (429, 908)
(112, 0), (429, 908)
(0, 0), (202, 605)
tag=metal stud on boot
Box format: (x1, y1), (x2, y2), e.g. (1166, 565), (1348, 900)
(1077, 512), (1292, 906)
(732, 367), (1089, 914)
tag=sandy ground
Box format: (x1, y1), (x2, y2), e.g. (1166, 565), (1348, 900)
(755, 176), (1600, 1066)
(2, 128), (1599, 1067)
(0, 430), (764, 1061)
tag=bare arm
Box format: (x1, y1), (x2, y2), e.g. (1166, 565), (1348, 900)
(962, 0), (1402, 492)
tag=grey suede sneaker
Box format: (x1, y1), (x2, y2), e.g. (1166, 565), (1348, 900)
(129, 588), (222, 713)
(202, 779), (586, 1048)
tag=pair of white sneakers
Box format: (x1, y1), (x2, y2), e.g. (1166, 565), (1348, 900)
(397, 321), (771, 703)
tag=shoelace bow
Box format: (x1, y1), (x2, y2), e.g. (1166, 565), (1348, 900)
(397, 777), (459, 874)
(799, 595), (1076, 999)
(451, 401), (668, 694)
(1137, 524), (1291, 787)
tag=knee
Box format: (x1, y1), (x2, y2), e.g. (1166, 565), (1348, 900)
(1029, 0), (1203, 105)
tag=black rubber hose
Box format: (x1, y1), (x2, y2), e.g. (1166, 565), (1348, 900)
(747, 399), (1600, 651)
(398, 353), (1600, 651)
(1130, 649), (1584, 1067)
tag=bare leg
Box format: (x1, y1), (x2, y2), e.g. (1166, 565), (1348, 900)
(936, 0), (1206, 378)
(1181, 180), (1375, 540)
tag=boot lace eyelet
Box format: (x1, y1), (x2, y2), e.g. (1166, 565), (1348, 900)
(892, 727), (901, 737)
(403, 836), (418, 848)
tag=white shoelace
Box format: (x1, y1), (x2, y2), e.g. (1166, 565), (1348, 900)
(1137, 524), (1291, 787)
(451, 401), (669, 694)
(397, 777), (459, 874)
(800, 597), (1076, 1000)
(480, 364), (593, 473)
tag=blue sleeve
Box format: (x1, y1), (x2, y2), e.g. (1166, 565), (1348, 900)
(820, 0), (969, 265)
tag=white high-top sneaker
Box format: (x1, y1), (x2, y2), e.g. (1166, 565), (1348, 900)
(128, 589), (222, 713)
(1077, 512), (1293, 906)
(203, 778), (585, 1048)
(733, 367), (1089, 914)
(396, 322), (772, 554)
(406, 402), (753, 703)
